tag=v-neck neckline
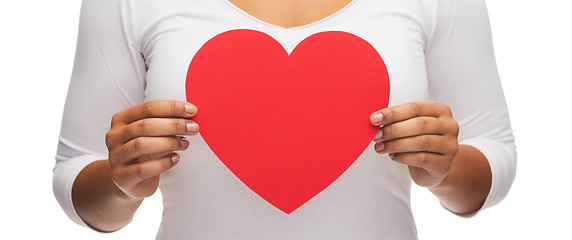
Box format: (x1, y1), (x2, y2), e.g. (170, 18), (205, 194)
(217, 0), (360, 31)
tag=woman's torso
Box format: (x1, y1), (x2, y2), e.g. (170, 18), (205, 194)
(127, 0), (439, 238)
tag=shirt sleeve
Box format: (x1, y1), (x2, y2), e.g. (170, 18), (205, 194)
(53, 0), (146, 227)
(425, 0), (517, 213)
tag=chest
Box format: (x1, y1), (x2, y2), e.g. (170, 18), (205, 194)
(136, 0), (433, 106)
(227, 0), (354, 28)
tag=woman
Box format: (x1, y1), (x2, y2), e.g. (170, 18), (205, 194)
(54, 0), (516, 239)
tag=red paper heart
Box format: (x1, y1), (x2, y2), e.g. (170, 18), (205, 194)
(186, 29), (389, 214)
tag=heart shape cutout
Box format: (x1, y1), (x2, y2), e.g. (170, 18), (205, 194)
(186, 29), (390, 213)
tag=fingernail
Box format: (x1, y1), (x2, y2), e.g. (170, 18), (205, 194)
(187, 123), (199, 133)
(171, 154), (180, 163)
(375, 142), (384, 152)
(370, 113), (383, 125)
(374, 129), (383, 141)
(185, 104), (197, 114)
(180, 137), (189, 147)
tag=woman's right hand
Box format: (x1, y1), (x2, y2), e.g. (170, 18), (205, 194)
(105, 100), (199, 199)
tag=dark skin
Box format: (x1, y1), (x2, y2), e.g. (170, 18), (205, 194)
(369, 102), (491, 214)
(73, 101), (197, 232)
(72, 0), (492, 232)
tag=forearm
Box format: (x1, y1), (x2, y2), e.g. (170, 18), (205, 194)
(72, 160), (143, 232)
(428, 145), (492, 215)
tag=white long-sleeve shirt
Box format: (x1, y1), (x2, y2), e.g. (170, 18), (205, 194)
(53, 0), (517, 239)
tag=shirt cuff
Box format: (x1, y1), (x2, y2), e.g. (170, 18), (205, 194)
(53, 153), (107, 227)
(456, 137), (517, 217)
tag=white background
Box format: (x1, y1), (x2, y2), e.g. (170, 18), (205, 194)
(0, 0), (570, 239)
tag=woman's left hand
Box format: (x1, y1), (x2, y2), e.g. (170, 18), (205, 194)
(370, 101), (460, 188)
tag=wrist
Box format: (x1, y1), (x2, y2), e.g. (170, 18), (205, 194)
(427, 165), (455, 192)
(426, 145), (491, 214)
(110, 179), (144, 202)
(105, 161), (144, 203)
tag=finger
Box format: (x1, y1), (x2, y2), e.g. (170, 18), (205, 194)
(113, 153), (180, 189)
(374, 135), (454, 154)
(110, 136), (189, 167)
(370, 101), (451, 126)
(389, 152), (450, 176)
(374, 117), (446, 142)
(112, 100), (197, 126)
(117, 118), (198, 144)
(107, 118), (198, 150)
(135, 150), (180, 164)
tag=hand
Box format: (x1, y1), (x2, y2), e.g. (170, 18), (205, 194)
(370, 101), (459, 188)
(105, 100), (199, 198)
